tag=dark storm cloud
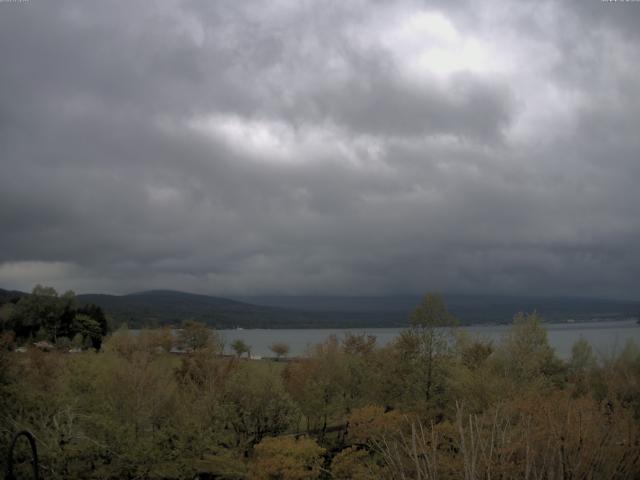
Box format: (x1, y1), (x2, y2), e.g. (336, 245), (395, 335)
(0, 0), (639, 298)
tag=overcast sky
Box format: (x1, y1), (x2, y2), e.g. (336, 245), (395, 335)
(1, 0), (639, 298)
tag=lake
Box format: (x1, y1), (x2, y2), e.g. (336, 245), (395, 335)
(218, 320), (640, 359)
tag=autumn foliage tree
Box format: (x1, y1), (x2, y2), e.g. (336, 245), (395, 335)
(249, 436), (325, 480)
(270, 342), (291, 360)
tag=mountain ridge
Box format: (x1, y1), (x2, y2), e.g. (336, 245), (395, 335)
(2, 288), (639, 329)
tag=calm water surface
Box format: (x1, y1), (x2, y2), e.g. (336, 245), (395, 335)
(218, 320), (640, 359)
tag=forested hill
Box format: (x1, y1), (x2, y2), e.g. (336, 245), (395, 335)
(68, 290), (640, 328)
(0, 288), (27, 303)
(75, 290), (315, 329)
(2, 288), (639, 329)
(233, 294), (640, 326)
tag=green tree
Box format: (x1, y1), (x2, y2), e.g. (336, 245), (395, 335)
(494, 312), (563, 390)
(76, 303), (109, 337)
(407, 293), (457, 403)
(73, 314), (102, 350)
(9, 285), (65, 340)
(231, 339), (251, 358)
(3, 286), (107, 348)
(0, 302), (16, 333)
(223, 367), (297, 453)
(568, 338), (596, 376)
(340, 333), (379, 413)
(568, 338), (597, 395)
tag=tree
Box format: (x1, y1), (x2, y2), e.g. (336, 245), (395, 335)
(406, 293), (457, 403)
(178, 320), (221, 352)
(151, 326), (174, 353)
(223, 368), (297, 453)
(3, 286), (106, 348)
(105, 324), (137, 358)
(340, 334), (379, 413)
(269, 342), (290, 360)
(175, 348), (237, 390)
(494, 311), (562, 390)
(566, 338), (597, 397)
(568, 338), (596, 378)
(283, 336), (352, 436)
(346, 405), (402, 445)
(231, 339), (251, 358)
(76, 303), (109, 337)
(455, 330), (493, 370)
(0, 303), (16, 333)
(249, 436), (325, 480)
(32, 284), (58, 297)
(73, 314), (102, 350)
(330, 446), (381, 480)
(342, 332), (376, 355)
(9, 285), (67, 341)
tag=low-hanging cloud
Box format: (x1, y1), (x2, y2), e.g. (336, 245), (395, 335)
(0, 0), (639, 298)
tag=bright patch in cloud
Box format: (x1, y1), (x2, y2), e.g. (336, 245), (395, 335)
(381, 10), (499, 78)
(188, 114), (387, 169)
(189, 114), (295, 163)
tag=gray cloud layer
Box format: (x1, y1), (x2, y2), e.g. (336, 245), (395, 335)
(1, 0), (639, 298)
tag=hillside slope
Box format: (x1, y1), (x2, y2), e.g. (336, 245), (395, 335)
(76, 290), (314, 328)
(234, 294), (640, 325)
